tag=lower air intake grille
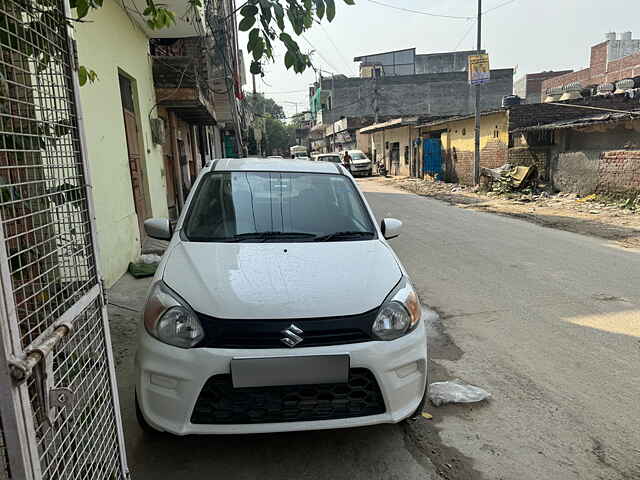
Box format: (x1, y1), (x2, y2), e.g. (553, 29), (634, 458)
(191, 368), (385, 424)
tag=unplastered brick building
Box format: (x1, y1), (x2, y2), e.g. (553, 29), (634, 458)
(541, 32), (640, 97)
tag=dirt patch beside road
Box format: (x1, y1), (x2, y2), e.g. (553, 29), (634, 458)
(375, 176), (640, 249)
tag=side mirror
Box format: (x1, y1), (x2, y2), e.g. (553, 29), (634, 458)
(144, 218), (171, 240)
(381, 218), (402, 239)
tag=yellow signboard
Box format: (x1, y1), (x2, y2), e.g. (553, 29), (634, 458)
(468, 54), (490, 85)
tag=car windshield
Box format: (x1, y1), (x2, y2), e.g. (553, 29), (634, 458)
(350, 152), (367, 160)
(319, 155), (341, 163)
(184, 172), (376, 242)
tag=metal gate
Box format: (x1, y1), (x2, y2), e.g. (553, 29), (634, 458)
(423, 138), (442, 176)
(0, 0), (128, 478)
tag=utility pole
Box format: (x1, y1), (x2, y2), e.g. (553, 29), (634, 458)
(252, 73), (256, 95)
(473, 0), (482, 185)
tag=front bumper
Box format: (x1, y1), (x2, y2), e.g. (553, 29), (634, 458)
(135, 321), (427, 435)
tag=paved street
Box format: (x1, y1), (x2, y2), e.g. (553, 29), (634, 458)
(360, 178), (640, 480)
(109, 178), (640, 480)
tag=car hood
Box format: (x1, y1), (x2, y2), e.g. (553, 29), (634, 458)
(162, 240), (401, 319)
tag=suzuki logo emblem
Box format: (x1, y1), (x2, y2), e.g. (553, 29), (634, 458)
(280, 324), (303, 347)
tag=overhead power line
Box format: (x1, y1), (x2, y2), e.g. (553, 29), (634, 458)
(454, 20), (476, 50)
(319, 23), (355, 75)
(301, 34), (342, 75)
(483, 0), (517, 14)
(366, 0), (473, 19)
(261, 88), (310, 94)
(367, 0), (517, 20)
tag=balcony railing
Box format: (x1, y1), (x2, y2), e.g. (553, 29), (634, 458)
(152, 39), (216, 124)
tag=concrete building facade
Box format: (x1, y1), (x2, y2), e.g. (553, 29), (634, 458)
(76, 0), (169, 286)
(319, 68), (514, 125)
(75, 0), (243, 286)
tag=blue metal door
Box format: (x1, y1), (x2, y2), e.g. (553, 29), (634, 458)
(423, 138), (442, 175)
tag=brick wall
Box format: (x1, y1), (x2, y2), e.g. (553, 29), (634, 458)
(450, 140), (508, 184)
(590, 41), (608, 74)
(596, 150), (640, 194)
(541, 49), (640, 93)
(509, 147), (550, 180)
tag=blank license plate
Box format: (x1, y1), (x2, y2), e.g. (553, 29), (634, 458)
(231, 355), (349, 388)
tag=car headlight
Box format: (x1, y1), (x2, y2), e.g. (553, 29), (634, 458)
(372, 277), (421, 341)
(143, 281), (204, 348)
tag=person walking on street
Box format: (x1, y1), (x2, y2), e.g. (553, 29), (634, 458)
(342, 150), (351, 171)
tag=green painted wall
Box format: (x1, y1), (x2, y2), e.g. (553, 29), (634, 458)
(76, 0), (168, 286)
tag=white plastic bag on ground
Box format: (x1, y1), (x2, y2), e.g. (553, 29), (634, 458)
(138, 253), (162, 265)
(428, 379), (491, 406)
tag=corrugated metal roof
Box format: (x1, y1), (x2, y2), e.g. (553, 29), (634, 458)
(359, 117), (418, 134)
(416, 109), (505, 129)
(512, 111), (640, 132)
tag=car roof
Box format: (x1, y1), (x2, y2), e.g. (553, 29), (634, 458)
(208, 158), (342, 174)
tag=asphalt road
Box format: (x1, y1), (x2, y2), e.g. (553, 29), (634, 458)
(109, 178), (640, 480)
(360, 178), (640, 480)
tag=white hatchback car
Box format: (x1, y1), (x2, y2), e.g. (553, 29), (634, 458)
(136, 158), (428, 435)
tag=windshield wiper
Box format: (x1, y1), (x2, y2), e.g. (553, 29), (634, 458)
(228, 231), (317, 242)
(314, 231), (375, 242)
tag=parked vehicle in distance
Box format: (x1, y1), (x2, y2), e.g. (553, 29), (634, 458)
(290, 145), (308, 158)
(137, 158), (427, 435)
(343, 150), (373, 177)
(267, 155), (284, 159)
(296, 156), (311, 161)
(312, 153), (342, 164)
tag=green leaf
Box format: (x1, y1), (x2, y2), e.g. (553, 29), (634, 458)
(252, 38), (264, 61)
(343, 0), (355, 4)
(240, 4), (258, 16)
(248, 28), (260, 51)
(239, 15), (256, 31)
(287, 8), (303, 35)
(274, 3), (285, 29)
(75, 0), (89, 18)
(279, 32), (293, 46)
(314, 0), (325, 19)
(325, 0), (335, 21)
(284, 50), (294, 70)
(250, 60), (261, 75)
(303, 11), (313, 28)
(78, 66), (88, 86)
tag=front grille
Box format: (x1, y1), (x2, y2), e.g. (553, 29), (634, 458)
(191, 368), (386, 424)
(196, 309), (378, 349)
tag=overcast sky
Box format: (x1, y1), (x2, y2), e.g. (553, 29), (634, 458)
(238, 0), (640, 119)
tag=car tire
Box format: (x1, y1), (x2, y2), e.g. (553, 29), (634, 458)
(135, 392), (164, 436)
(367, 169), (372, 177)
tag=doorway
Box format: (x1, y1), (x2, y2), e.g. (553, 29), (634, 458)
(390, 142), (400, 176)
(119, 74), (147, 237)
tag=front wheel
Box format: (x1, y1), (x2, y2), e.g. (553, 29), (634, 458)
(367, 169), (373, 177)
